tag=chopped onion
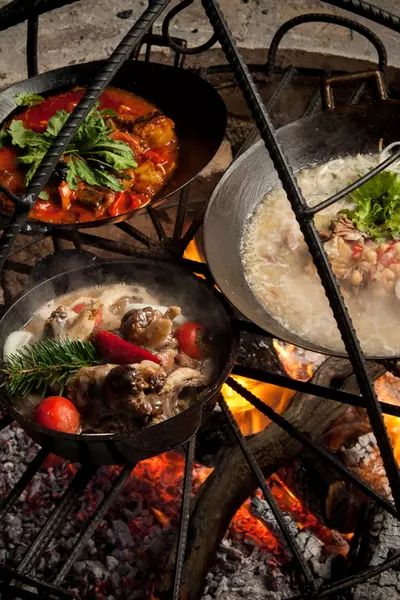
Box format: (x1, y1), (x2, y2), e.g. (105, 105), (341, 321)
(3, 330), (34, 359)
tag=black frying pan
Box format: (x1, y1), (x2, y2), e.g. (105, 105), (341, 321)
(0, 60), (227, 228)
(204, 101), (400, 360)
(0, 259), (238, 465)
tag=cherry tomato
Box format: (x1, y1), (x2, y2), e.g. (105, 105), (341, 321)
(352, 242), (364, 259)
(174, 321), (210, 360)
(34, 396), (80, 433)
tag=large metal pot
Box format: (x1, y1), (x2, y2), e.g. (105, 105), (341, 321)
(204, 101), (400, 360)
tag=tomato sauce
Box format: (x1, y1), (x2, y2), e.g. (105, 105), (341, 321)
(0, 86), (178, 225)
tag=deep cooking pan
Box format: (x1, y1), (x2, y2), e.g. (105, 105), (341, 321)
(204, 100), (400, 360)
(0, 260), (238, 465)
(0, 59), (227, 228)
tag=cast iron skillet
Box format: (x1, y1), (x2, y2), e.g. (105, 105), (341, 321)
(204, 101), (400, 360)
(0, 60), (227, 228)
(0, 259), (238, 465)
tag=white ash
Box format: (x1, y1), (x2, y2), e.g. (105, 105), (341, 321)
(250, 497), (334, 581)
(201, 538), (294, 600)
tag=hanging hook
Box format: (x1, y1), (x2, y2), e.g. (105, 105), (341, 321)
(162, 0), (218, 55)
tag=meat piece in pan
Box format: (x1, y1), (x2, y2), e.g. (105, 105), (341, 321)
(120, 305), (181, 350)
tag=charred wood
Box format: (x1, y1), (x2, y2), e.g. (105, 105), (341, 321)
(339, 433), (400, 600)
(156, 357), (366, 600)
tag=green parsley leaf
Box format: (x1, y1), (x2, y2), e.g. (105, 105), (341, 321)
(8, 120), (46, 149)
(4, 101), (137, 193)
(14, 93), (44, 107)
(45, 110), (70, 137)
(341, 171), (400, 240)
(92, 169), (123, 192)
(38, 190), (49, 200)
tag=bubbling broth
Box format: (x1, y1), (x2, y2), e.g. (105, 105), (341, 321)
(242, 154), (400, 356)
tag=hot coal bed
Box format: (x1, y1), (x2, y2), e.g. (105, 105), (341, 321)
(1, 1), (400, 599)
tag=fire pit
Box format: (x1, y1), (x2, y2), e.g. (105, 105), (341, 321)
(1, 1), (400, 599)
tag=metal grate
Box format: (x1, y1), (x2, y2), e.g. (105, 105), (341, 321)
(0, 0), (400, 598)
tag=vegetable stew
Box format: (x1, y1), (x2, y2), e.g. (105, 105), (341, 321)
(0, 87), (178, 224)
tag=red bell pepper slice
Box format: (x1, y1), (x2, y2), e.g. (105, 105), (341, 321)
(93, 329), (160, 364)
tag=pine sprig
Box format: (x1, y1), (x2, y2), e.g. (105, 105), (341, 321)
(0, 337), (102, 399)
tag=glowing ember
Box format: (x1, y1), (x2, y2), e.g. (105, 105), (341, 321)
(375, 372), (400, 463)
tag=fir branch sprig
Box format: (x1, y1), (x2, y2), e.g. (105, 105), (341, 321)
(0, 337), (102, 399)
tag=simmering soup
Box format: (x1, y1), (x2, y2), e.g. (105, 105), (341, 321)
(242, 153), (400, 356)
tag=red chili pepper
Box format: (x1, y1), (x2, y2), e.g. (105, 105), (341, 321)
(93, 329), (160, 364)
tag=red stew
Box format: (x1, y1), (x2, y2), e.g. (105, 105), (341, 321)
(0, 87), (178, 224)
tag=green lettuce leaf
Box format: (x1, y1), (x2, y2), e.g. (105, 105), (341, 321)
(341, 171), (400, 240)
(14, 93), (44, 107)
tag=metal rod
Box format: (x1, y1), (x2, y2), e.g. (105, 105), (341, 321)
(219, 396), (316, 594)
(202, 0), (400, 513)
(266, 13), (387, 73)
(53, 465), (132, 585)
(323, 0), (400, 33)
(0, 448), (48, 522)
(17, 466), (95, 575)
(304, 147), (400, 217)
(173, 186), (189, 242)
(116, 221), (156, 248)
(0, 565), (74, 600)
(147, 205), (167, 241)
(0, 0), (80, 32)
(26, 15), (39, 77)
(287, 549), (400, 599)
(231, 364), (400, 418)
(179, 205), (206, 251)
(226, 377), (397, 518)
(172, 435), (196, 600)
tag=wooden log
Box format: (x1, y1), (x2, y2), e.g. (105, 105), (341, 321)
(338, 433), (400, 600)
(155, 357), (368, 600)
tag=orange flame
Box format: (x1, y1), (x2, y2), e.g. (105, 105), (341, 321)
(222, 375), (294, 435)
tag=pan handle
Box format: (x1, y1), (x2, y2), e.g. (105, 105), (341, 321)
(323, 70), (388, 110)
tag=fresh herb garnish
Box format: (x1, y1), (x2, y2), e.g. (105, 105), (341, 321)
(340, 171), (400, 240)
(0, 337), (101, 398)
(0, 103), (137, 191)
(14, 92), (44, 107)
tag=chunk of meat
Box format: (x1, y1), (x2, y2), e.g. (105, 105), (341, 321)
(120, 305), (180, 350)
(161, 367), (207, 395)
(105, 362), (165, 422)
(44, 305), (68, 339)
(68, 364), (116, 412)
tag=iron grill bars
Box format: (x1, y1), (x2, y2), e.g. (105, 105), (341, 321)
(0, 0), (399, 599)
